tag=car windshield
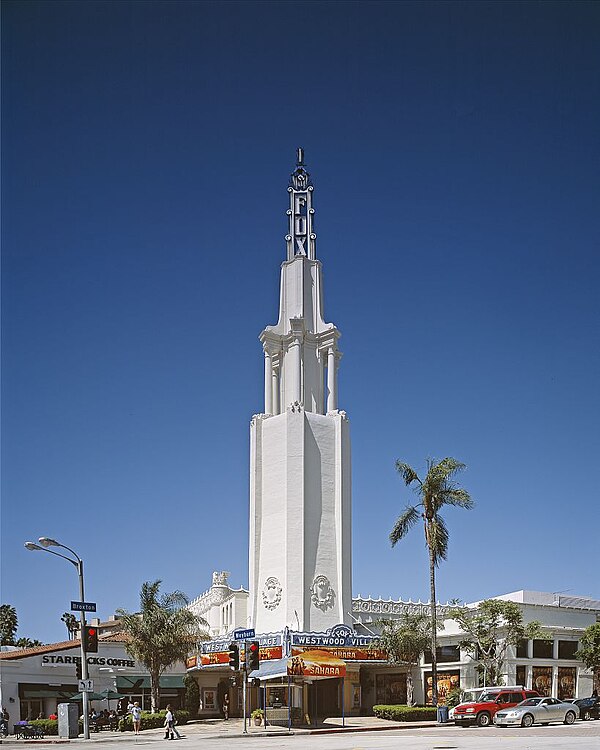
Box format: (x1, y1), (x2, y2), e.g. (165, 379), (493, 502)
(520, 698), (542, 706)
(479, 692), (501, 702)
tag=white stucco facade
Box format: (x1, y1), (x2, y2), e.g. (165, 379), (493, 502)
(249, 153), (352, 634)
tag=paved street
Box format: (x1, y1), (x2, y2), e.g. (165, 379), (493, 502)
(2, 718), (599, 749)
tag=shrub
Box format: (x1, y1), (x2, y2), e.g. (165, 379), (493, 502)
(28, 719), (58, 735)
(373, 704), (437, 722)
(118, 710), (189, 732)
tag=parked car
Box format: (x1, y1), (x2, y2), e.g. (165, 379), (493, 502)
(453, 687), (539, 727)
(572, 696), (600, 721)
(494, 696), (579, 727)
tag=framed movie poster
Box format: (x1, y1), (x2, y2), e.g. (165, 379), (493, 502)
(203, 688), (217, 710)
(352, 685), (361, 708)
(558, 667), (576, 700)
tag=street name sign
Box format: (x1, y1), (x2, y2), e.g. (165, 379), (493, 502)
(71, 601), (97, 612)
(78, 679), (94, 692)
(233, 628), (255, 641)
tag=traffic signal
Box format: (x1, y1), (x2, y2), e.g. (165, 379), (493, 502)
(228, 642), (239, 670)
(75, 659), (82, 680)
(83, 625), (99, 653)
(246, 640), (260, 672)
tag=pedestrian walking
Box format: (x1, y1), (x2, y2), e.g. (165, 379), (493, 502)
(163, 705), (180, 740)
(222, 693), (229, 720)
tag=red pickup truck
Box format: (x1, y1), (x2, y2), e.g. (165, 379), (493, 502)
(453, 687), (540, 727)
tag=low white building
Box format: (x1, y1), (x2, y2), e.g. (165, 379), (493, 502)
(352, 589), (600, 705)
(0, 629), (187, 724)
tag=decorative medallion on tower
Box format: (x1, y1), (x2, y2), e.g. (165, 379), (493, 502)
(262, 576), (283, 610)
(286, 147), (317, 260)
(310, 575), (336, 611)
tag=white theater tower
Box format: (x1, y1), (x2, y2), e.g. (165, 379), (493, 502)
(249, 150), (352, 635)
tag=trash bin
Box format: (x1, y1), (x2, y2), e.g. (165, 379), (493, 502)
(58, 703), (79, 739)
(437, 705), (449, 723)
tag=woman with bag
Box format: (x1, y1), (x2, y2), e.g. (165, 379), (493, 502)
(163, 705), (181, 740)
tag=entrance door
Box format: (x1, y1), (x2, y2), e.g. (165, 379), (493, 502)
(311, 679), (340, 721)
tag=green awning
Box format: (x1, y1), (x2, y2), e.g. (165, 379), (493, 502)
(116, 675), (184, 690)
(22, 689), (75, 699)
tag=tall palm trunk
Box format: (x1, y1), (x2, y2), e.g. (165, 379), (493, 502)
(428, 525), (438, 706)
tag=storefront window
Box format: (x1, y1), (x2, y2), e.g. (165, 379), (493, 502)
(532, 666), (552, 696)
(375, 674), (406, 705)
(516, 665), (526, 687)
(424, 671), (460, 705)
(20, 700), (43, 721)
(558, 667), (576, 700)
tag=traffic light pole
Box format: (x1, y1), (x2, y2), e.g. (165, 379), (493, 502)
(243, 642), (248, 734)
(77, 559), (90, 740)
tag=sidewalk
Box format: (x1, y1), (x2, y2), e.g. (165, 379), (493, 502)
(0, 716), (441, 744)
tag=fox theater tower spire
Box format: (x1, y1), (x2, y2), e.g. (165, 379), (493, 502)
(249, 150), (352, 634)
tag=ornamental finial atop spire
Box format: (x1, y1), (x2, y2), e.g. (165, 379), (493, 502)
(286, 148), (316, 259)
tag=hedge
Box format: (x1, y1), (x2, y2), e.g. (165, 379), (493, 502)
(118, 710), (190, 732)
(27, 719), (58, 735)
(27, 710), (190, 736)
(373, 704), (438, 722)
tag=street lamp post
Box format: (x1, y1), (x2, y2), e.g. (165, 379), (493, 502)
(25, 538), (91, 740)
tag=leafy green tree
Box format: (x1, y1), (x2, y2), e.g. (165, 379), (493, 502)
(183, 673), (200, 717)
(117, 580), (208, 712)
(391, 458), (474, 705)
(449, 599), (547, 685)
(61, 612), (79, 640)
(0, 604), (18, 645)
(575, 622), (600, 691)
(377, 612), (431, 706)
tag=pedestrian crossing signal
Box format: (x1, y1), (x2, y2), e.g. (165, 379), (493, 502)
(228, 642), (239, 670)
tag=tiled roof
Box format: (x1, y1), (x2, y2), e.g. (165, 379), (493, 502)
(0, 639), (80, 660)
(0, 632), (128, 660)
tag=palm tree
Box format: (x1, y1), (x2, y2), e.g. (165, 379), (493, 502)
(117, 580), (208, 712)
(390, 457), (473, 705)
(377, 612), (431, 706)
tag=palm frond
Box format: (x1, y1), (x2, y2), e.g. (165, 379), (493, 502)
(390, 505), (420, 546)
(395, 461), (421, 487)
(428, 516), (449, 565)
(440, 487), (474, 509)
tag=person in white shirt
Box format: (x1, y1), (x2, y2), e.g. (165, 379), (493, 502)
(163, 705), (180, 740)
(131, 703), (142, 735)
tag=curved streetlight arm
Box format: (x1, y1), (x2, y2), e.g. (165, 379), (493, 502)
(39, 546), (80, 569)
(39, 538), (82, 565)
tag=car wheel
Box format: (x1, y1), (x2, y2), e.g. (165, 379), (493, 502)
(521, 713), (534, 728)
(564, 711), (576, 725)
(582, 710), (591, 721)
(476, 712), (491, 727)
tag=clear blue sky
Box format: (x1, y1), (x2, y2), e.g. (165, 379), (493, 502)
(2, 1), (599, 645)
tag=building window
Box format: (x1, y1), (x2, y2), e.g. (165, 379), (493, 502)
(423, 645), (460, 664)
(516, 665), (526, 687)
(558, 667), (576, 700)
(558, 640), (578, 660)
(533, 639), (553, 659)
(516, 639), (529, 658)
(532, 666), (552, 695)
